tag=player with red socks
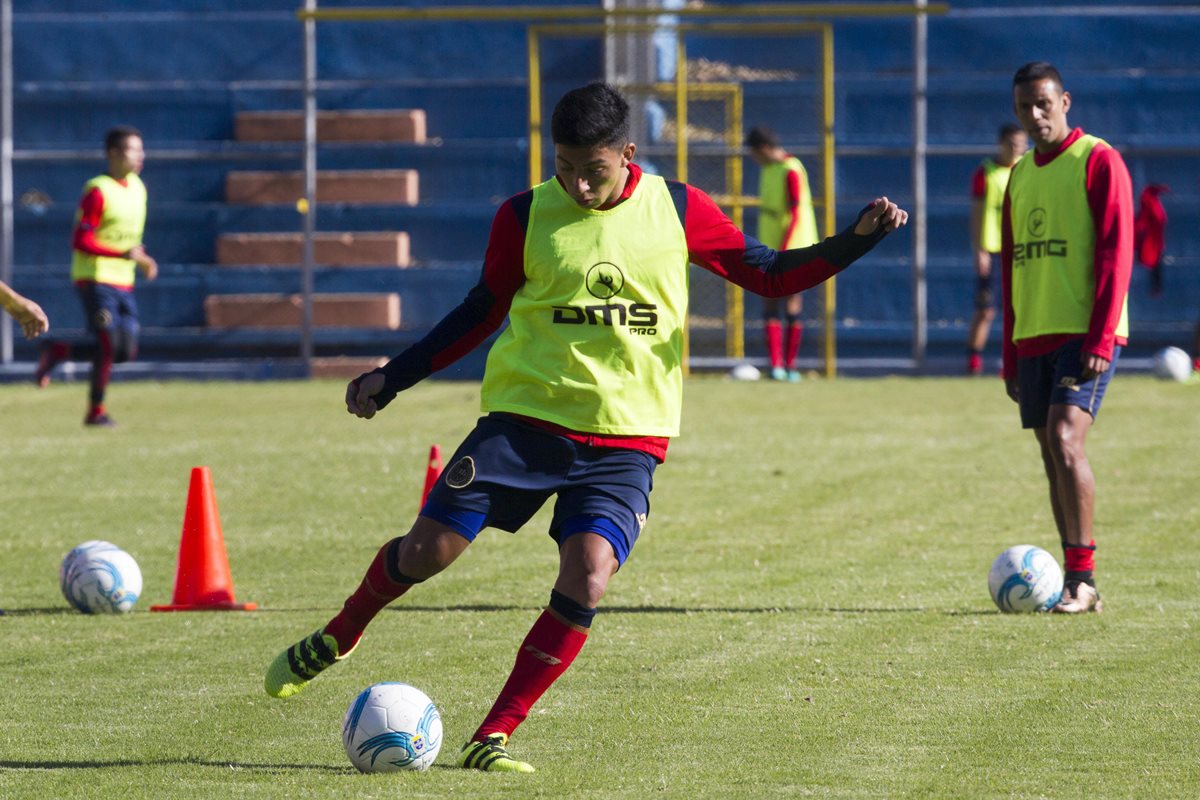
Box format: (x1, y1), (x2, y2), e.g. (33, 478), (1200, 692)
(745, 126), (819, 382)
(35, 126), (157, 426)
(265, 83), (908, 771)
(1002, 63), (1133, 613)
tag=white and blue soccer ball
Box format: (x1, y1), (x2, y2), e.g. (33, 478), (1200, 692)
(1152, 346), (1193, 382)
(60, 540), (143, 614)
(728, 363), (762, 381)
(987, 544), (1063, 613)
(342, 682), (443, 772)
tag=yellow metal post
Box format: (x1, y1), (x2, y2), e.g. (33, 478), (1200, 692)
(527, 27), (542, 186)
(302, 4), (949, 23)
(675, 34), (689, 375)
(726, 83), (745, 360)
(674, 34), (687, 184)
(821, 23), (837, 379)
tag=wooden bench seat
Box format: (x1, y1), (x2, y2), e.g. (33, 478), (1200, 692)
(215, 232), (411, 267)
(225, 169), (419, 205)
(204, 293), (401, 329)
(234, 110), (427, 143)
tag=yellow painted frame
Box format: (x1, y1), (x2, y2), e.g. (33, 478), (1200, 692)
(529, 21), (836, 374)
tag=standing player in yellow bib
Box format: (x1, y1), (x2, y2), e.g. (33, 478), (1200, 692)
(1001, 63), (1133, 613)
(965, 123), (1026, 375)
(35, 126), (157, 426)
(264, 83), (907, 771)
(745, 126), (820, 381)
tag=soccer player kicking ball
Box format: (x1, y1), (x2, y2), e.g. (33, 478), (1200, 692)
(1002, 62), (1133, 613)
(265, 83), (908, 772)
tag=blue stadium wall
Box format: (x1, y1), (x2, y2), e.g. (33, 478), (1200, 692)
(7, 0), (1198, 370)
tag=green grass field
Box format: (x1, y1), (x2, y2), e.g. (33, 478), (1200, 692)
(1, 375), (1197, 799)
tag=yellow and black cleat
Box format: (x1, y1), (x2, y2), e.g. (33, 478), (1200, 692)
(264, 628), (355, 698)
(455, 732), (535, 773)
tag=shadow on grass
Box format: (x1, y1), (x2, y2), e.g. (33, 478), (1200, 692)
(0, 758), (471, 774)
(0, 758), (347, 773)
(389, 603), (997, 616)
(1, 604), (997, 617)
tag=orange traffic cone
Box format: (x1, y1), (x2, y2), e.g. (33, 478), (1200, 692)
(420, 444), (443, 506)
(151, 467), (257, 612)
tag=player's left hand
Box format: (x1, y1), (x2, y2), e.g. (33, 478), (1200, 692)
(854, 196), (908, 236)
(346, 371), (386, 419)
(1080, 354), (1110, 381)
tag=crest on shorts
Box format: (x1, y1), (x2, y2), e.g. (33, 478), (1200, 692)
(445, 456), (476, 489)
(93, 308), (113, 329)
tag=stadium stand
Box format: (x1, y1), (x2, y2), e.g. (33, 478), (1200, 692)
(6, 0), (1198, 377)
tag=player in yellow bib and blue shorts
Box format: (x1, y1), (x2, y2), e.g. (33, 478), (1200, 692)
(264, 83), (908, 772)
(1002, 63), (1133, 614)
(35, 127), (158, 426)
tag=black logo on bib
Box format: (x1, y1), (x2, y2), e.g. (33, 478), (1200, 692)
(586, 262), (625, 299)
(1026, 208), (1047, 237)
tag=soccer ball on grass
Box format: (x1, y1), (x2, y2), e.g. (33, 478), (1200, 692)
(60, 540), (143, 614)
(342, 682), (443, 772)
(1151, 346), (1193, 382)
(987, 544), (1063, 613)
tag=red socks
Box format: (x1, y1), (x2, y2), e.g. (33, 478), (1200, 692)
(785, 322), (803, 368)
(471, 610), (588, 741)
(765, 320), (783, 368)
(1062, 540), (1096, 583)
(324, 538), (415, 653)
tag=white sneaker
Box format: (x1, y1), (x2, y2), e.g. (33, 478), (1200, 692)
(1053, 582), (1103, 614)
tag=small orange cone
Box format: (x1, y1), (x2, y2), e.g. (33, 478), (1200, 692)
(420, 444), (443, 506)
(151, 467), (257, 612)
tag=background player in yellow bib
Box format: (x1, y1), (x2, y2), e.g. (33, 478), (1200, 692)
(265, 83), (907, 771)
(745, 126), (820, 381)
(35, 126), (157, 426)
(966, 123), (1026, 375)
(1001, 62), (1133, 614)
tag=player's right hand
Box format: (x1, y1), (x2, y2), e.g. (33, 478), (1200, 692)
(1004, 376), (1019, 403)
(16, 299), (49, 339)
(346, 371), (386, 419)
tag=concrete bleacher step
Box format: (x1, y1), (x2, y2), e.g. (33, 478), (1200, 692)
(309, 355), (390, 379)
(234, 110), (427, 143)
(215, 232), (411, 267)
(203, 293), (401, 329)
(225, 170), (420, 205)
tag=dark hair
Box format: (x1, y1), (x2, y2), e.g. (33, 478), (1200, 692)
(997, 122), (1024, 141)
(105, 126), (141, 152)
(551, 83), (629, 148)
(743, 126), (779, 150)
(1012, 61), (1064, 91)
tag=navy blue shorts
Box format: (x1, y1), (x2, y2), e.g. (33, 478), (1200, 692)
(421, 415), (657, 566)
(1017, 339), (1120, 429)
(77, 282), (139, 336)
